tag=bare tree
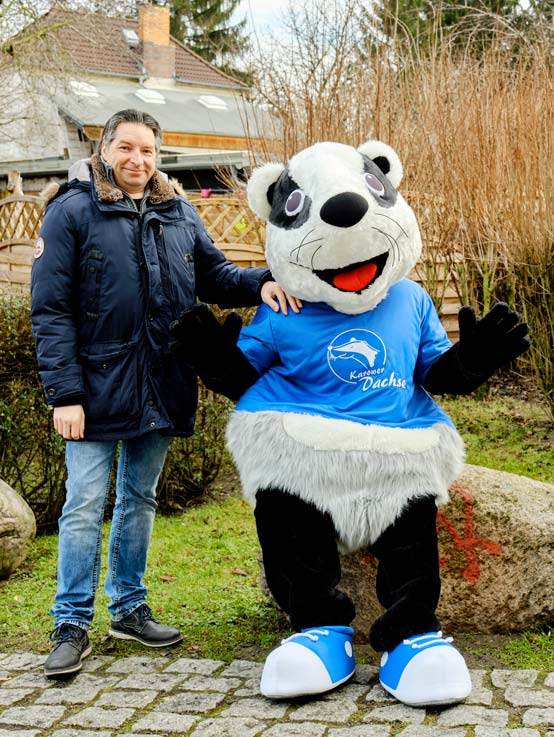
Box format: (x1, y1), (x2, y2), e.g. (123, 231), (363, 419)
(0, 1), (73, 156)
(0, 0), (136, 157)
(244, 0), (384, 161)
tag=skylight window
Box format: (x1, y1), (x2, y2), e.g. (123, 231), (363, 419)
(123, 29), (139, 47)
(197, 95), (228, 111)
(69, 80), (100, 98)
(135, 88), (166, 105)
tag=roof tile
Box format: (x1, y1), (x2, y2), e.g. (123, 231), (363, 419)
(37, 8), (241, 88)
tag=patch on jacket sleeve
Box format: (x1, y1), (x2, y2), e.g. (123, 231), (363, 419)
(34, 237), (45, 259)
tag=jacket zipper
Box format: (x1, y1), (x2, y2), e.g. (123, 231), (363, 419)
(124, 196), (150, 311)
(123, 195), (177, 320)
(157, 223), (179, 319)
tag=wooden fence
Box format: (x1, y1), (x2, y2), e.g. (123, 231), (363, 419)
(0, 194), (44, 286)
(0, 190), (462, 339)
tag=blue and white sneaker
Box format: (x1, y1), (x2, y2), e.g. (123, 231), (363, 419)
(260, 625), (356, 699)
(379, 631), (472, 706)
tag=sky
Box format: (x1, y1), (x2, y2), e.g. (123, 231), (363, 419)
(232, 0), (290, 33)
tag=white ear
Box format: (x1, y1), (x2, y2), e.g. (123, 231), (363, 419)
(247, 163), (285, 220)
(357, 140), (403, 189)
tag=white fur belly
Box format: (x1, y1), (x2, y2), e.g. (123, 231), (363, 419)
(282, 413), (441, 453)
(227, 411), (465, 552)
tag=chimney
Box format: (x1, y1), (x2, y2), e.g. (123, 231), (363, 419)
(138, 4), (176, 84)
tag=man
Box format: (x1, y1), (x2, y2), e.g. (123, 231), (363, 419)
(31, 108), (300, 677)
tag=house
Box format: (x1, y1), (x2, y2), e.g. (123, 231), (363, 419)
(0, 3), (265, 195)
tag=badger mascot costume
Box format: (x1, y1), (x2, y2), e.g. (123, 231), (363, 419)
(172, 140), (529, 706)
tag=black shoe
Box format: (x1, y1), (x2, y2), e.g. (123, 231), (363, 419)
(44, 623), (91, 677)
(109, 603), (183, 647)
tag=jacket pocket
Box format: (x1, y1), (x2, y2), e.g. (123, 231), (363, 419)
(79, 341), (140, 421)
(80, 249), (105, 321)
(160, 222), (196, 310)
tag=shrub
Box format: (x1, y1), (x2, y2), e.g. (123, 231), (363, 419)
(512, 250), (554, 420)
(0, 294), (66, 532)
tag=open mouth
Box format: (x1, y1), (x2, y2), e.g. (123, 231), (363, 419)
(314, 252), (389, 293)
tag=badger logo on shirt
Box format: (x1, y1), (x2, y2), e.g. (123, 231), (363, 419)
(327, 329), (386, 384)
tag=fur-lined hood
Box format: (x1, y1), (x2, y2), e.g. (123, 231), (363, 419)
(40, 153), (177, 207)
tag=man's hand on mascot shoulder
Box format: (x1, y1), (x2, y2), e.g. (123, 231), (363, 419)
(260, 281), (303, 315)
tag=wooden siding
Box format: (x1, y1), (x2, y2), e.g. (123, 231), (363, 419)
(82, 126), (261, 151)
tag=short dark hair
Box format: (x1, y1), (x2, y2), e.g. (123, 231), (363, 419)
(101, 109), (162, 152)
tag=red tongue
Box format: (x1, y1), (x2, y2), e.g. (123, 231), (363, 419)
(332, 262), (378, 292)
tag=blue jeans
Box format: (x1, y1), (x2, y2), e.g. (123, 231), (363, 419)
(52, 432), (170, 628)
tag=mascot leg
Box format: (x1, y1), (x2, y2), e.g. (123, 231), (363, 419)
(368, 496), (471, 706)
(255, 488), (356, 699)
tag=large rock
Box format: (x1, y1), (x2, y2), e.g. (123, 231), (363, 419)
(340, 464), (554, 634)
(0, 478), (36, 578)
(260, 464), (554, 634)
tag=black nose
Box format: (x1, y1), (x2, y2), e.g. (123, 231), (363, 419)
(320, 192), (368, 228)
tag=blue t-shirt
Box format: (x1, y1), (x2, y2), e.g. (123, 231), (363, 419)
(236, 279), (454, 430)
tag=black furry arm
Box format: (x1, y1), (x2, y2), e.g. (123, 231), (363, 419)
(424, 302), (531, 396)
(170, 303), (259, 401)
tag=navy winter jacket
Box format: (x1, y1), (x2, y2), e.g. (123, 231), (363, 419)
(31, 155), (269, 440)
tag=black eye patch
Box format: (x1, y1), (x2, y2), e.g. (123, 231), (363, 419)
(361, 156), (397, 208)
(268, 171), (312, 230)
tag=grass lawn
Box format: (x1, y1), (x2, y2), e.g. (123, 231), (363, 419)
(1, 385), (553, 668)
(440, 390), (554, 484)
(0, 496), (289, 661)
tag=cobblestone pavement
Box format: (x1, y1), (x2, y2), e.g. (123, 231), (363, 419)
(2, 652), (554, 737)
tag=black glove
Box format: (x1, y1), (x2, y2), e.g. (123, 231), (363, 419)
(457, 302), (530, 375)
(424, 302), (530, 396)
(170, 303), (258, 401)
(170, 303), (243, 373)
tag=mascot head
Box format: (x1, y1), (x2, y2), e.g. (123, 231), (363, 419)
(247, 141), (422, 314)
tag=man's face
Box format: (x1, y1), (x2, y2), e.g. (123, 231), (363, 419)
(101, 122), (157, 197)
